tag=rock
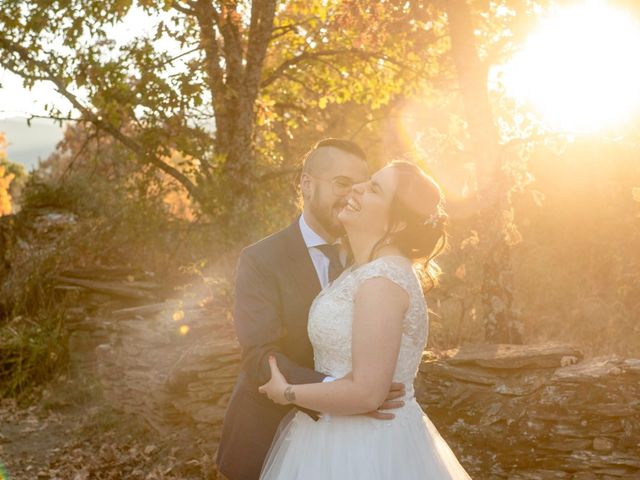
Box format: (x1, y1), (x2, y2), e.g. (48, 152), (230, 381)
(571, 473), (598, 480)
(420, 361), (501, 385)
(444, 344), (584, 369)
(508, 470), (569, 479)
(143, 445), (157, 455)
(623, 359), (640, 373)
(416, 345), (640, 479)
(552, 356), (623, 383)
(593, 437), (614, 452)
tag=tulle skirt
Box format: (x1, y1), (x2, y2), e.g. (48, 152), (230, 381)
(259, 399), (472, 480)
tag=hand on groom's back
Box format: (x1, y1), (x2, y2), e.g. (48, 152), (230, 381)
(364, 382), (406, 420)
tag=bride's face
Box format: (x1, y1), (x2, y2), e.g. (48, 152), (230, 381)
(338, 166), (398, 236)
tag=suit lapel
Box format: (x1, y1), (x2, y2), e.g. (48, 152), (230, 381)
(283, 217), (322, 305)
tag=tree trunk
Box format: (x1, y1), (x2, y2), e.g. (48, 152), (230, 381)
(444, 0), (523, 343)
(195, 0), (277, 244)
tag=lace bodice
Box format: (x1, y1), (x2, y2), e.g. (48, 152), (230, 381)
(308, 255), (428, 398)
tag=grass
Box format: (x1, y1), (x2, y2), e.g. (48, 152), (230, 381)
(0, 307), (69, 401)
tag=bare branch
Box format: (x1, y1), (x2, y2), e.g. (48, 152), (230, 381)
(261, 45), (432, 89)
(273, 102), (309, 114)
(58, 131), (98, 183)
(270, 17), (320, 41)
(192, 0), (230, 145)
(258, 164), (300, 182)
(281, 72), (323, 98)
(203, 0), (243, 90)
(262, 48), (384, 88)
(159, 46), (200, 67)
(171, 1), (196, 16)
(245, 0), (277, 100)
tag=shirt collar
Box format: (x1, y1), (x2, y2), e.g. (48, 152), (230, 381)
(299, 213), (329, 248)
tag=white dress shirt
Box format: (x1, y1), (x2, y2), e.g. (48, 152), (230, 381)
(298, 214), (345, 289)
(299, 214), (341, 383)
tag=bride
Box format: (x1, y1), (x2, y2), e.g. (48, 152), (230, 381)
(258, 161), (471, 479)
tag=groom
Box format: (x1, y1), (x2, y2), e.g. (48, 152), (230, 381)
(216, 138), (406, 480)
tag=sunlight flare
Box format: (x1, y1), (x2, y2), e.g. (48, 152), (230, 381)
(501, 1), (640, 132)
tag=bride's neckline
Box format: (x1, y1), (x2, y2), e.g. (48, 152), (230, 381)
(348, 254), (409, 271)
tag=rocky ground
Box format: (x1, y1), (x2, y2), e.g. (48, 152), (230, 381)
(0, 375), (219, 480)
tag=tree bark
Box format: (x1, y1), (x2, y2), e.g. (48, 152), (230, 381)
(444, 0), (522, 343)
(194, 0), (276, 242)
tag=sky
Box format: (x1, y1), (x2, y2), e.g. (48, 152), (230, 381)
(0, 6), (164, 120)
(0, 7), (171, 168)
(0, 69), (68, 120)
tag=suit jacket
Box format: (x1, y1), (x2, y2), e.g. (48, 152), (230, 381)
(216, 218), (326, 480)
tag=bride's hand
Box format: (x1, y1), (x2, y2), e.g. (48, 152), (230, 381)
(258, 356), (293, 405)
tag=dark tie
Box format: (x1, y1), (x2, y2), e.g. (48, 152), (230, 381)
(316, 244), (344, 282)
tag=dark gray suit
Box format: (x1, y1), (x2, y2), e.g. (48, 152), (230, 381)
(216, 218), (326, 480)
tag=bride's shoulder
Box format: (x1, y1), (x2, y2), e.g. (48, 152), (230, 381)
(351, 255), (416, 289)
(360, 255), (413, 273)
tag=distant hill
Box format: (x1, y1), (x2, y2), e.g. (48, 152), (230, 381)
(0, 117), (65, 170)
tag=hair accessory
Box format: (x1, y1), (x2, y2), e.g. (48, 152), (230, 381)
(423, 201), (446, 228)
(423, 212), (440, 228)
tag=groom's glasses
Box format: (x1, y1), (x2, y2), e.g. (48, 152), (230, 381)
(307, 174), (355, 196)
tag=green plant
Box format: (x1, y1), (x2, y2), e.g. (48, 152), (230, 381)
(0, 307), (69, 400)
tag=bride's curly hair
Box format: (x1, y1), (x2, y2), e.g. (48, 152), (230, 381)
(371, 160), (448, 292)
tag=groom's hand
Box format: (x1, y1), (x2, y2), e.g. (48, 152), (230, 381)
(339, 372), (405, 420)
(364, 382), (405, 420)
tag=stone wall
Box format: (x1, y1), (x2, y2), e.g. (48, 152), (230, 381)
(55, 272), (640, 480)
(417, 345), (640, 479)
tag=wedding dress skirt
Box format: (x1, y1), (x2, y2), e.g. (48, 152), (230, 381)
(260, 397), (471, 479)
(260, 256), (471, 479)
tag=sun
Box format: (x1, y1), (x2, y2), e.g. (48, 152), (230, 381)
(500, 1), (640, 133)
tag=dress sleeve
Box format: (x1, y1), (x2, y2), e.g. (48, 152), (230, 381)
(351, 257), (416, 296)
(351, 257), (427, 343)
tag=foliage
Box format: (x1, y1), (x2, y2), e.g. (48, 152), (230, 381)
(0, 122), (213, 398)
(22, 122), (210, 277)
(0, 308), (68, 399)
(426, 136), (640, 357)
(0, 204), (81, 398)
(0, 132), (24, 215)
(0, 0), (460, 245)
(0, 164), (13, 216)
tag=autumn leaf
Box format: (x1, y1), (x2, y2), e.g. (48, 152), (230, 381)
(455, 264), (466, 280)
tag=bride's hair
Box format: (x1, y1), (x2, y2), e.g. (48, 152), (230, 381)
(373, 160), (448, 292)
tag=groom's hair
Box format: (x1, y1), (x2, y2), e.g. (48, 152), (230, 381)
(302, 138), (367, 174)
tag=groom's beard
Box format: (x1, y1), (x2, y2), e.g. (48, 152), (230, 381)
(310, 193), (346, 238)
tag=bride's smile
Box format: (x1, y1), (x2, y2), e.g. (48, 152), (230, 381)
(338, 168), (398, 233)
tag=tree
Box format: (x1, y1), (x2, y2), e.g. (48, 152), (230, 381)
(0, 0), (447, 244)
(1, 0), (557, 342)
(438, 0), (554, 342)
(0, 133), (19, 215)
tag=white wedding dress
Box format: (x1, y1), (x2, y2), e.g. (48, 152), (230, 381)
(260, 255), (472, 479)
